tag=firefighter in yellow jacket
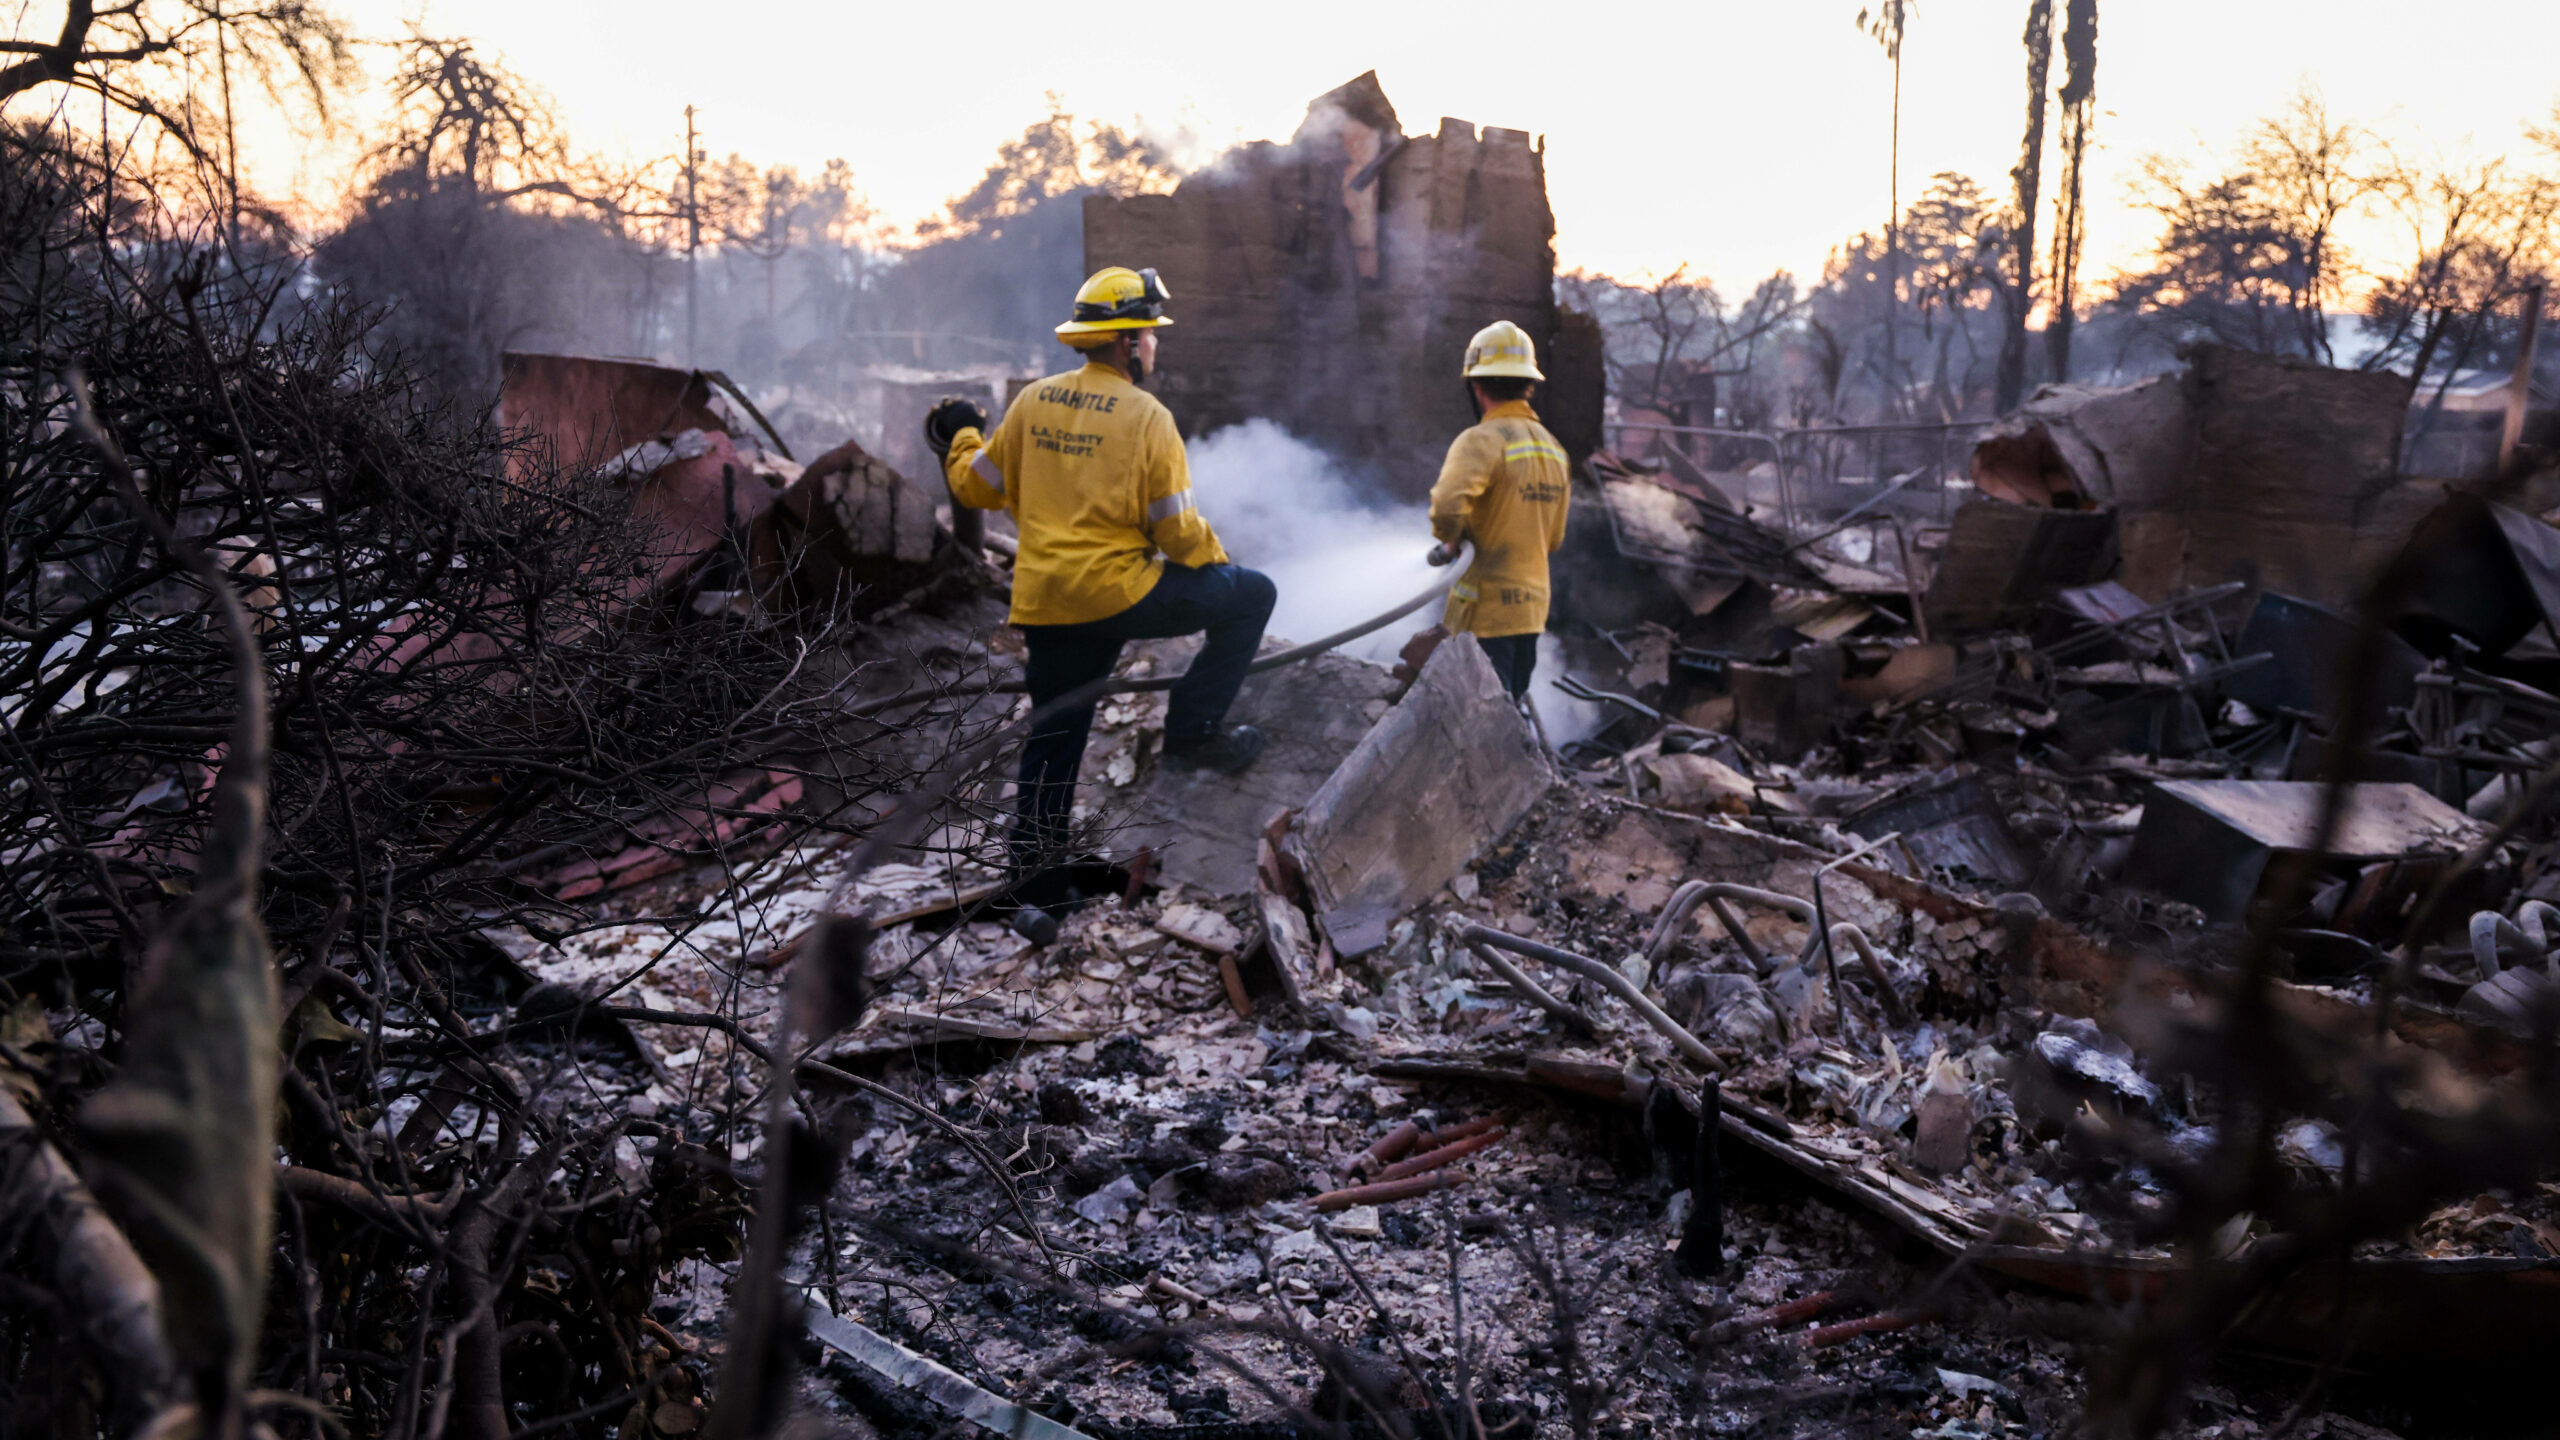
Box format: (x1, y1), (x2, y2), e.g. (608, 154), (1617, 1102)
(924, 266), (1275, 937)
(1427, 320), (1571, 699)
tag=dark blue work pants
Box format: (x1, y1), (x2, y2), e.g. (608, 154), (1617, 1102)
(1476, 633), (1539, 700)
(1010, 562), (1276, 901)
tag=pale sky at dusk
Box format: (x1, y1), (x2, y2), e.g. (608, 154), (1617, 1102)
(16, 1), (2560, 294)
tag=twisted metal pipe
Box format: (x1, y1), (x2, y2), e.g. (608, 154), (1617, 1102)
(1644, 879), (1818, 973)
(1462, 923), (1720, 1073)
(1826, 922), (1914, 1027)
(1464, 937), (1609, 1038)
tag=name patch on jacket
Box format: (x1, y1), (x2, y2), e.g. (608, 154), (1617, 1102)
(1031, 424), (1105, 459)
(1037, 386), (1121, 413)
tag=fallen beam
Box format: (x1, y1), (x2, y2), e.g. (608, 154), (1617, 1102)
(801, 1295), (1097, 1440)
(866, 1008), (1097, 1044)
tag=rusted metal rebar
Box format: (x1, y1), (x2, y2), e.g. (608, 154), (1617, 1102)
(1350, 1121), (1422, 1177)
(1702, 1289), (1863, 1345)
(1802, 1310), (1931, 1349)
(1373, 1126), (1506, 1183)
(1415, 1115), (1505, 1151)
(1311, 1172), (1465, 1211)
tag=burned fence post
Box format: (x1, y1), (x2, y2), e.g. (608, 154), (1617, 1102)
(1677, 1080), (1724, 1279)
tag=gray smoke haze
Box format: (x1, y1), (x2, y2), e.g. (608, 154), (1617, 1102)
(1186, 420), (1433, 664)
(1186, 419), (1602, 741)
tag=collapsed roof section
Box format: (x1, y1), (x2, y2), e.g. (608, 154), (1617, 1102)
(1968, 345), (2419, 605)
(1082, 73), (1604, 501)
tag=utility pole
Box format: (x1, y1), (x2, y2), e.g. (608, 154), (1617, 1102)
(2500, 280), (2546, 474)
(1885, 37), (1901, 404)
(1858, 3), (1912, 417)
(685, 105), (701, 366)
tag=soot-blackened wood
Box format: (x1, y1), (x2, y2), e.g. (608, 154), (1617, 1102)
(1676, 1080), (1724, 1278)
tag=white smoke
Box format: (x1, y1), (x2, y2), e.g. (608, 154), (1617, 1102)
(1532, 635), (1606, 745)
(1186, 420), (1436, 665)
(1185, 419), (1608, 746)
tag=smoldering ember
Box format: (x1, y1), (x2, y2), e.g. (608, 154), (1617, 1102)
(13, 12), (2560, 1439)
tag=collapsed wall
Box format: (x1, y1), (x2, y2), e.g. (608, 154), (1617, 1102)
(1970, 345), (2422, 605)
(1083, 72), (1602, 503)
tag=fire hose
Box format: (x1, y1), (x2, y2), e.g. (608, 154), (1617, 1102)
(840, 543), (1471, 721)
(807, 545), (1477, 935)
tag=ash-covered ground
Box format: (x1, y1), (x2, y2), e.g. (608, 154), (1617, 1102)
(492, 779), (2461, 1440)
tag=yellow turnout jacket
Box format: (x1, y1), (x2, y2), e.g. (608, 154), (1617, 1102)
(944, 360), (1229, 626)
(1428, 400), (1571, 638)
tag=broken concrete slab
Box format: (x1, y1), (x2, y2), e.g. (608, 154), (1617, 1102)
(1288, 635), (1550, 955)
(1116, 646), (1403, 895)
(2122, 779), (2491, 923)
(762, 434), (955, 618)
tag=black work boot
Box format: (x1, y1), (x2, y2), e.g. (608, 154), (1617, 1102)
(1001, 872), (1080, 947)
(1163, 724), (1267, 775)
(1008, 905), (1061, 946)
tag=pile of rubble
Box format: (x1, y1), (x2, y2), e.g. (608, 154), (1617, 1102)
(462, 341), (2560, 1439)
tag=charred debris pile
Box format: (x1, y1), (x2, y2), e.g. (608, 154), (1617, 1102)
(731, 346), (2560, 1438)
(249, 344), (2560, 1437)
(15, 115), (2560, 1440)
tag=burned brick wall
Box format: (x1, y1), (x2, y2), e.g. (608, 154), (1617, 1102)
(1083, 72), (1595, 503)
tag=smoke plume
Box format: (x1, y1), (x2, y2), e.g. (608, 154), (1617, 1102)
(1186, 418), (1602, 741)
(1187, 419), (1433, 664)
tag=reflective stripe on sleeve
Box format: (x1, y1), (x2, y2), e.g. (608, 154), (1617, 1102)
(1503, 439), (1568, 465)
(1146, 490), (1196, 525)
(970, 453), (1005, 496)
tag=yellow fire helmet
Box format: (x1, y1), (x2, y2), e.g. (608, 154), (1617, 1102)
(1056, 266), (1176, 342)
(1461, 319), (1544, 381)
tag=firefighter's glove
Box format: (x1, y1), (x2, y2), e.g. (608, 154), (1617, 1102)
(923, 397), (990, 457)
(1426, 542), (1458, 567)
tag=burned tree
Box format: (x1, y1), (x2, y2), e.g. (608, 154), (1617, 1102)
(0, 122), (999, 1435)
(2109, 92), (2371, 363)
(1993, 0), (2055, 415)
(316, 37), (667, 401)
(0, 0), (348, 118)
(2042, 0), (2096, 384)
